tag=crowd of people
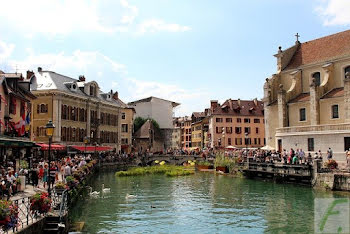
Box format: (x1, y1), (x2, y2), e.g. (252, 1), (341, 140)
(0, 168), (19, 200)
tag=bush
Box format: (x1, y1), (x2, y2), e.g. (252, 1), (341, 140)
(214, 153), (239, 173)
(115, 165), (194, 177)
(197, 161), (212, 166)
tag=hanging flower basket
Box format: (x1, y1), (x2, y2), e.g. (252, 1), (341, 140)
(30, 192), (52, 214)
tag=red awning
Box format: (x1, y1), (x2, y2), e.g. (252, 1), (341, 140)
(36, 143), (66, 151)
(121, 145), (129, 149)
(70, 145), (114, 152)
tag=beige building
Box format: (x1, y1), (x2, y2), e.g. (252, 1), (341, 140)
(208, 99), (265, 149)
(191, 112), (209, 150)
(264, 30), (350, 160)
(30, 67), (133, 152)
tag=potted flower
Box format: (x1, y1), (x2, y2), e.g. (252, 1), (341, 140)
(196, 161), (213, 171)
(214, 154), (230, 173)
(30, 192), (51, 215)
(0, 200), (18, 230)
(324, 159), (338, 169)
(65, 176), (75, 189)
(54, 182), (66, 194)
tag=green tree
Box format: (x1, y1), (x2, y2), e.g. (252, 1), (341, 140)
(133, 117), (146, 132)
(133, 117), (160, 133)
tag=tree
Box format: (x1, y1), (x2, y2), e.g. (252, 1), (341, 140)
(133, 117), (160, 133)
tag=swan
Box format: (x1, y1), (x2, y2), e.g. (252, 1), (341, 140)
(102, 184), (111, 193)
(125, 193), (137, 199)
(88, 187), (100, 196)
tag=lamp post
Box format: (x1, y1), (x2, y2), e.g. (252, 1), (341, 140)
(84, 136), (89, 155)
(222, 127), (225, 150)
(45, 120), (55, 198)
(245, 132), (249, 159)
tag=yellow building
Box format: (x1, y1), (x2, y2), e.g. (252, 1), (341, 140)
(31, 68), (132, 152)
(191, 112), (206, 150)
(120, 106), (135, 153)
(264, 30), (350, 160)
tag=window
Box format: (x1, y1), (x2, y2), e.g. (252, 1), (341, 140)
(332, 105), (339, 119)
(345, 66), (350, 78)
(235, 138), (242, 145)
(254, 118), (260, 123)
(228, 138), (232, 145)
(255, 127), (259, 134)
(308, 138), (314, 151)
(122, 113), (126, 119)
(245, 138), (251, 145)
(9, 97), (16, 114)
(226, 118), (232, 123)
(235, 127), (241, 134)
(312, 72), (321, 86)
(237, 118), (241, 123)
(244, 118), (250, 123)
(216, 118), (223, 123)
(254, 138), (257, 144)
(121, 124), (128, 132)
(121, 138), (128, 144)
(226, 127), (232, 134)
(299, 108), (306, 121)
(244, 127), (250, 134)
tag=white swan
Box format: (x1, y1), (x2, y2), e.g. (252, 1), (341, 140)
(88, 187), (100, 197)
(126, 193), (137, 199)
(102, 184), (111, 193)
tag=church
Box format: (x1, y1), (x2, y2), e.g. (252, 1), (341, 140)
(264, 30), (350, 161)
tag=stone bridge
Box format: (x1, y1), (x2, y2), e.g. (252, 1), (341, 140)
(141, 155), (204, 166)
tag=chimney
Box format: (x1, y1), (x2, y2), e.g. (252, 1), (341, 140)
(37, 67), (42, 72)
(253, 98), (258, 106)
(78, 75), (86, 82)
(26, 70), (34, 79)
(204, 108), (209, 116)
(237, 98), (241, 106)
(110, 89), (113, 94)
(112, 91), (118, 100)
(210, 100), (218, 111)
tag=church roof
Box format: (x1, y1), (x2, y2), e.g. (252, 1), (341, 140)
(321, 87), (344, 99)
(284, 30), (350, 70)
(288, 93), (310, 103)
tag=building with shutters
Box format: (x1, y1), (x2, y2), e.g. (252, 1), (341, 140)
(30, 67), (133, 152)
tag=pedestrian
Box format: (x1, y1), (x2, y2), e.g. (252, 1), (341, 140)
(346, 149), (350, 168)
(327, 147), (333, 161)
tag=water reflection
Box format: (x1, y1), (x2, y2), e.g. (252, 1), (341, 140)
(69, 172), (349, 233)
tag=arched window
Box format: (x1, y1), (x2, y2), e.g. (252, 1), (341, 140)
(312, 72), (321, 86)
(345, 66), (350, 78)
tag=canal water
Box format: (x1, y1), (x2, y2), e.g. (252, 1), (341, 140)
(69, 171), (348, 233)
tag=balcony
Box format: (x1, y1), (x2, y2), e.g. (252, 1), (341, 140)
(276, 123), (350, 136)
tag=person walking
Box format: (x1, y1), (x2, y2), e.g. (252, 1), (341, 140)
(327, 147), (333, 161)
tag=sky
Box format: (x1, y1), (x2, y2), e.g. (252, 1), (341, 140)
(0, 0), (349, 116)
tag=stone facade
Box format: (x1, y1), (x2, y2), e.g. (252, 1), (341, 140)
(264, 30), (350, 161)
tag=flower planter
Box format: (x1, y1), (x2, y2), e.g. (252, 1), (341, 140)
(54, 188), (65, 195)
(196, 165), (213, 171)
(216, 166), (229, 173)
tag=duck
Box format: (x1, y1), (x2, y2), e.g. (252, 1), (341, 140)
(125, 194), (137, 199)
(88, 187), (100, 197)
(102, 184), (111, 193)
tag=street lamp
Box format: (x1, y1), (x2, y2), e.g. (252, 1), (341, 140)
(45, 120), (55, 198)
(84, 136), (89, 155)
(245, 132), (249, 158)
(222, 127), (225, 149)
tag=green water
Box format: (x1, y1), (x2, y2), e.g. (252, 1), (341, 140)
(69, 172), (348, 233)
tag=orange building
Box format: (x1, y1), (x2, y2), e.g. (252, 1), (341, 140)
(208, 99), (265, 149)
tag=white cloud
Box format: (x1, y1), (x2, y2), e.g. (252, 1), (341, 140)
(7, 49), (127, 78)
(138, 19), (191, 34)
(0, 0), (190, 36)
(0, 40), (15, 60)
(316, 0), (350, 26)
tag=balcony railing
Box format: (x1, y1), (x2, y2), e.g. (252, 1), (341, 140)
(276, 123), (350, 134)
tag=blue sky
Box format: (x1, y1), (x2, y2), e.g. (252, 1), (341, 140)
(0, 0), (349, 116)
